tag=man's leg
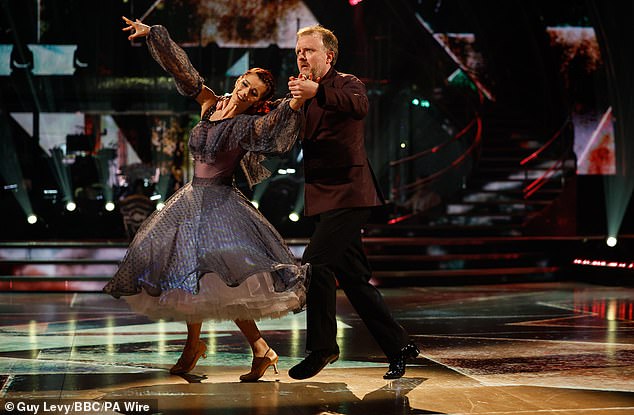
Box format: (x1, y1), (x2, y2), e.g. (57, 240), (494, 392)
(301, 208), (372, 351)
(304, 262), (338, 352)
(321, 211), (419, 379)
(333, 233), (409, 358)
(289, 208), (370, 379)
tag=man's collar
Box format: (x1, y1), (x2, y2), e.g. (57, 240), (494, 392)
(319, 66), (336, 83)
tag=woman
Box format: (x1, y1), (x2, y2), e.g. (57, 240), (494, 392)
(104, 16), (308, 382)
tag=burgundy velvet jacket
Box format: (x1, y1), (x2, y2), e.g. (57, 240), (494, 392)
(301, 67), (384, 217)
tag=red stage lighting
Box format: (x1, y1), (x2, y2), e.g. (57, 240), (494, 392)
(349, 0), (363, 6)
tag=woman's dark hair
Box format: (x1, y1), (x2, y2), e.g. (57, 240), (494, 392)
(243, 67), (275, 115)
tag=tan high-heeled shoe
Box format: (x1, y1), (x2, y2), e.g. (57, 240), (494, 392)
(239, 348), (279, 382)
(170, 340), (207, 374)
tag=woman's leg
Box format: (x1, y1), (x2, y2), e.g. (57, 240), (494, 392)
(185, 322), (202, 347)
(170, 322), (207, 374)
(234, 319), (268, 357)
(234, 319), (278, 381)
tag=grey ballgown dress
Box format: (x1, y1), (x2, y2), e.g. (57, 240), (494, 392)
(103, 25), (308, 322)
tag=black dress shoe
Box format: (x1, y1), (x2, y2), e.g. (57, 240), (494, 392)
(288, 347), (340, 380)
(383, 342), (420, 380)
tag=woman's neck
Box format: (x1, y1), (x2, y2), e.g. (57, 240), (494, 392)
(209, 105), (241, 121)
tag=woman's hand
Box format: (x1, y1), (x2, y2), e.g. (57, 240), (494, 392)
(288, 74), (313, 111)
(289, 96), (306, 111)
(122, 16), (150, 40)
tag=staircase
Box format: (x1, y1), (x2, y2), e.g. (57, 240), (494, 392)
(366, 109), (576, 284)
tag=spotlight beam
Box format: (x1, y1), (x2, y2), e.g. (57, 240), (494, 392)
(291, 186), (305, 219)
(0, 114), (35, 219)
(605, 174), (634, 240)
(252, 180), (271, 207)
(95, 149), (115, 205)
(49, 147), (74, 203)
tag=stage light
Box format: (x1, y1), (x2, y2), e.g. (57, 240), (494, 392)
(27, 214), (37, 224)
(105, 201), (115, 211)
(411, 98), (430, 107)
(156, 201), (165, 211)
(606, 236), (617, 247)
(65, 201), (76, 212)
(349, 0), (363, 5)
(400, 142), (407, 149)
(573, 258), (634, 269)
(150, 194), (161, 201)
(251, 200), (259, 209)
(289, 186), (305, 223)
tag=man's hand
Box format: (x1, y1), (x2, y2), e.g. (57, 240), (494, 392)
(122, 16), (150, 40)
(288, 73), (320, 101)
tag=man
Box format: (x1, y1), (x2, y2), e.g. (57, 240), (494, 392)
(287, 25), (419, 380)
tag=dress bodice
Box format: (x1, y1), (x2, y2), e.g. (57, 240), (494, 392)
(186, 101), (302, 186)
(146, 24), (303, 187)
(193, 147), (246, 179)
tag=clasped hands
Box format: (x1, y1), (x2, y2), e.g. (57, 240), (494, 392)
(288, 74), (320, 101)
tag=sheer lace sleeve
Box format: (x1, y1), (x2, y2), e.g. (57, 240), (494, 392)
(146, 25), (204, 97)
(237, 98), (304, 188)
(238, 98), (303, 155)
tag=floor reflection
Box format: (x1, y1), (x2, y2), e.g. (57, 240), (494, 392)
(1, 282), (633, 414)
(99, 378), (434, 415)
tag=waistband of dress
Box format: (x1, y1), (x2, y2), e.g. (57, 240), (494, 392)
(192, 176), (233, 187)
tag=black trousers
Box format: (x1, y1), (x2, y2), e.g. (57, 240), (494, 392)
(301, 207), (409, 358)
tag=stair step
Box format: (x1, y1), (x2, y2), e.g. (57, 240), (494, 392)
(368, 252), (543, 261)
(372, 266), (560, 278)
(472, 170), (559, 179)
(449, 199), (550, 206)
(0, 259), (121, 265)
(478, 157), (525, 163)
(480, 145), (533, 152)
(462, 188), (561, 195)
(366, 224), (524, 237)
(0, 274), (110, 281)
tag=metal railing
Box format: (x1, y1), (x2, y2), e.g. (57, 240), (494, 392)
(520, 117), (575, 199)
(389, 115), (483, 203)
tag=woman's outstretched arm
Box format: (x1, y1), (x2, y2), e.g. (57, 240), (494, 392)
(121, 16), (218, 110)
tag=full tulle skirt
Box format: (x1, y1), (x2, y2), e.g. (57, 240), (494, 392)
(103, 178), (308, 322)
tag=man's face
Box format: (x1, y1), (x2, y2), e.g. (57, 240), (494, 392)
(295, 33), (333, 80)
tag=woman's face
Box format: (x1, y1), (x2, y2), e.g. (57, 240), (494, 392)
(229, 73), (269, 113)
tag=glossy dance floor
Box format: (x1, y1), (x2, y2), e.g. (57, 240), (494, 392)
(1, 282), (633, 414)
